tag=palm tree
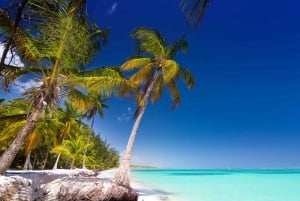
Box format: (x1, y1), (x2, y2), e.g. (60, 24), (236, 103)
(52, 102), (82, 169)
(0, 0), (128, 174)
(71, 93), (109, 169)
(180, 0), (211, 28)
(114, 27), (195, 187)
(51, 133), (87, 169)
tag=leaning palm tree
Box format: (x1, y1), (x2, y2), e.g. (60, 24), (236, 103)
(114, 27), (195, 187)
(180, 0), (211, 28)
(0, 0), (129, 174)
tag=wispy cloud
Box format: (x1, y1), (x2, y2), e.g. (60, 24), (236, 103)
(107, 2), (118, 15)
(13, 79), (42, 93)
(117, 107), (132, 123)
(0, 44), (24, 67)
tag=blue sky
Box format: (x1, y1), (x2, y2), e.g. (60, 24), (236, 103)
(1, 0), (299, 168)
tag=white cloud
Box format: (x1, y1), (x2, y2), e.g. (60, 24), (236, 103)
(107, 2), (118, 15)
(0, 44), (24, 67)
(117, 107), (132, 123)
(13, 79), (42, 93)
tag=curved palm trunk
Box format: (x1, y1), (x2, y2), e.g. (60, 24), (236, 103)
(53, 153), (61, 170)
(0, 104), (44, 174)
(53, 134), (66, 170)
(114, 70), (161, 187)
(23, 151), (33, 170)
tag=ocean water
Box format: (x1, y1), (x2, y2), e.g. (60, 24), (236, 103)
(131, 169), (300, 201)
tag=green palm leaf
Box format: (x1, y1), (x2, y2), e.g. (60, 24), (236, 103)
(180, 0), (211, 28)
(168, 80), (181, 109)
(121, 57), (152, 71)
(129, 63), (155, 84)
(177, 66), (195, 89)
(162, 60), (179, 84)
(131, 27), (167, 56)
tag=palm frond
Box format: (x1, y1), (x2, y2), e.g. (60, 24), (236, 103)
(0, 64), (42, 87)
(129, 63), (155, 84)
(0, 113), (27, 121)
(79, 67), (121, 77)
(0, 120), (26, 143)
(121, 57), (152, 71)
(167, 34), (189, 58)
(0, 9), (13, 37)
(168, 80), (181, 109)
(178, 65), (195, 89)
(150, 75), (163, 104)
(68, 88), (90, 112)
(162, 60), (179, 84)
(180, 0), (211, 28)
(72, 68), (138, 96)
(131, 27), (167, 56)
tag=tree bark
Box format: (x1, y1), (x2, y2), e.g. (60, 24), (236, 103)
(0, 106), (43, 174)
(114, 70), (161, 187)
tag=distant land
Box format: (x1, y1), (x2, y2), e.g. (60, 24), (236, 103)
(130, 165), (157, 169)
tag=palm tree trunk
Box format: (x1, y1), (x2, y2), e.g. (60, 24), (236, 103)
(114, 70), (161, 187)
(53, 134), (67, 170)
(23, 151), (33, 170)
(42, 144), (51, 170)
(70, 158), (75, 169)
(53, 153), (61, 170)
(82, 117), (95, 169)
(0, 105), (44, 174)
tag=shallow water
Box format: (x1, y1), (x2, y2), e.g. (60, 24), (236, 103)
(131, 169), (300, 201)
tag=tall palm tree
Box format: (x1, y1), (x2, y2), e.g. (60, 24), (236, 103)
(180, 0), (211, 28)
(0, 0), (128, 174)
(70, 93), (109, 169)
(114, 27), (195, 187)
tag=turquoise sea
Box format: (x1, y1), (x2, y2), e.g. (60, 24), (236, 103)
(131, 169), (300, 201)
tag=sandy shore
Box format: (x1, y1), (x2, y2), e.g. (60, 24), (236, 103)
(98, 169), (171, 201)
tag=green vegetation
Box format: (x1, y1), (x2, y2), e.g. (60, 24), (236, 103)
(0, 0), (129, 174)
(0, 98), (119, 170)
(0, 0), (209, 188)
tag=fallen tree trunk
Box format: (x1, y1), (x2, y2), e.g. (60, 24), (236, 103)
(0, 171), (138, 201)
(42, 176), (138, 201)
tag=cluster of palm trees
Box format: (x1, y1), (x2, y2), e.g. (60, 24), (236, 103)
(0, 0), (209, 188)
(0, 98), (118, 170)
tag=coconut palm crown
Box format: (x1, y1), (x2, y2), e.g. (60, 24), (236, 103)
(114, 27), (195, 187)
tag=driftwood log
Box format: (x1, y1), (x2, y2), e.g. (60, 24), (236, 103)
(0, 170), (138, 201)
